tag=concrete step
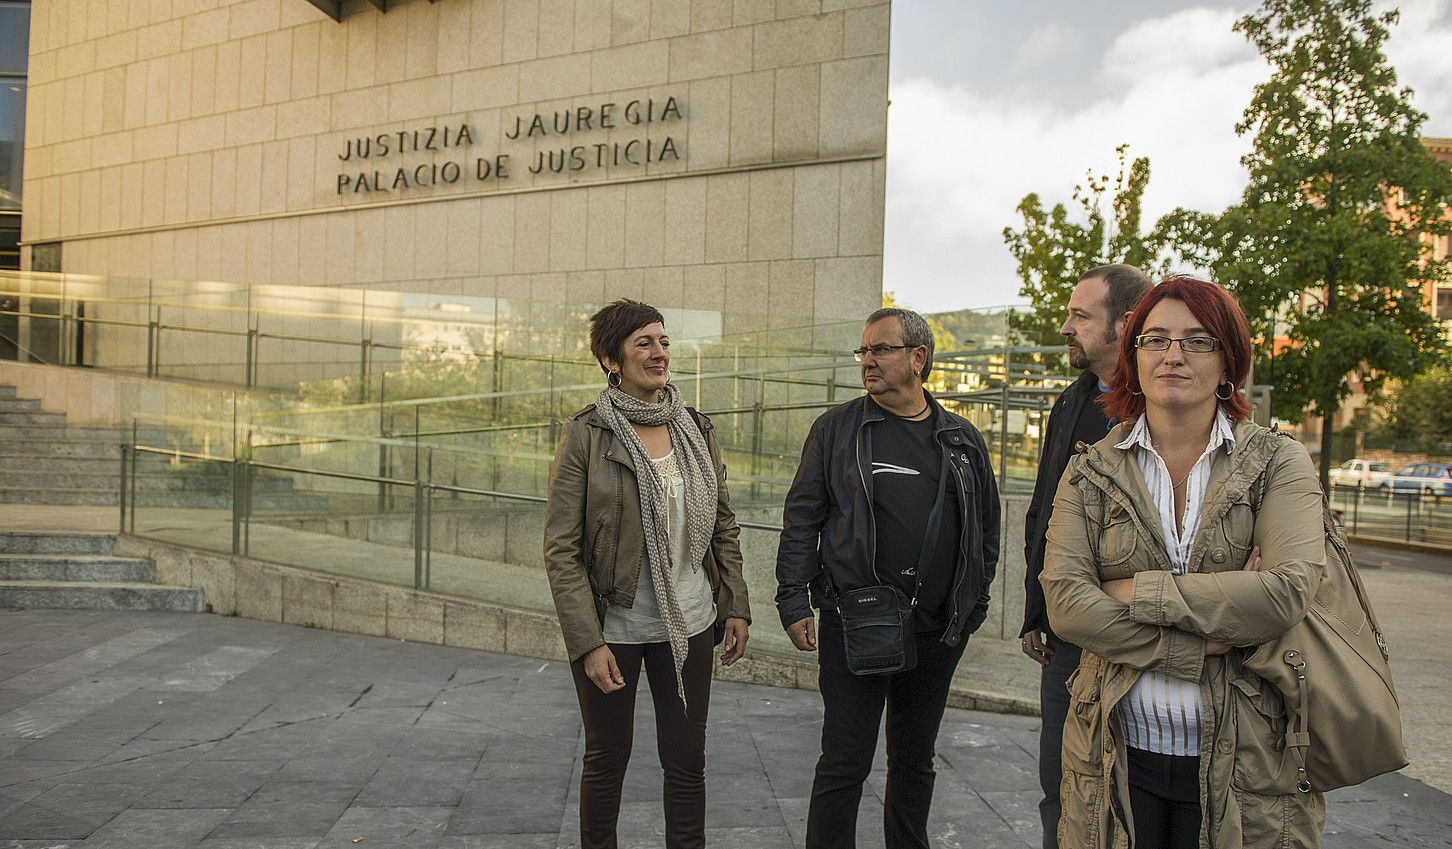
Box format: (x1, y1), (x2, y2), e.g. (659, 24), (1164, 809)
(0, 554), (156, 583)
(0, 397), (41, 412)
(0, 425), (126, 443)
(7, 470), (296, 492)
(0, 440), (122, 459)
(0, 411), (67, 427)
(0, 531), (115, 555)
(0, 455), (129, 472)
(0, 486), (331, 510)
(0, 580), (204, 612)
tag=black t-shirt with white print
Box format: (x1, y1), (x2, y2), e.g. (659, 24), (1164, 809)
(869, 412), (961, 633)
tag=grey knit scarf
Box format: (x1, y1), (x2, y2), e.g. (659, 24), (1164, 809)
(595, 383), (719, 709)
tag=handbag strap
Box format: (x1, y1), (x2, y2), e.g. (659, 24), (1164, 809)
(1248, 430), (1389, 655)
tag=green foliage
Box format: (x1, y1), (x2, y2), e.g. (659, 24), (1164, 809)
(1181, 0), (1452, 480)
(1373, 364), (1452, 449)
(1002, 145), (1172, 350)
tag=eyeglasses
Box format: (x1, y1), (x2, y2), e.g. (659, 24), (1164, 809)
(851, 344), (913, 362)
(1134, 334), (1222, 354)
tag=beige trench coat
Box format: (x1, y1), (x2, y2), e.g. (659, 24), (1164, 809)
(1042, 418), (1327, 849)
(543, 404), (751, 663)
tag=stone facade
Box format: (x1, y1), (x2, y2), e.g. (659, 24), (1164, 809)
(22, 0), (889, 331)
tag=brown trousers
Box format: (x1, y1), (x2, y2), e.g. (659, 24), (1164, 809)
(570, 628), (715, 849)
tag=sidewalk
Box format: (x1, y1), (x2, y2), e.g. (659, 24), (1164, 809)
(1, 609), (1449, 849)
(2, 504), (1450, 847)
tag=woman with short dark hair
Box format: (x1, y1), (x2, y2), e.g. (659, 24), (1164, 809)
(543, 298), (751, 849)
(1044, 276), (1327, 848)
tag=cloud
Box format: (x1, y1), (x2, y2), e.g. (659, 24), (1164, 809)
(1381, 0), (1452, 136)
(884, 3), (1452, 314)
(1014, 22), (1080, 71)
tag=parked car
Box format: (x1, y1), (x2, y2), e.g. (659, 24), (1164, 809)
(1327, 458), (1392, 489)
(1380, 462), (1452, 496)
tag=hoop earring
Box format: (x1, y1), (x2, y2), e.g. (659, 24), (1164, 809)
(607, 371), (622, 388)
(1216, 382), (1234, 401)
(1130, 387), (1144, 396)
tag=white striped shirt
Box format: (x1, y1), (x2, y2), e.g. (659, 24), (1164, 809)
(1113, 411), (1236, 756)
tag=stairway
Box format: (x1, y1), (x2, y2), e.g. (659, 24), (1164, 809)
(0, 385), (327, 510)
(0, 531), (204, 612)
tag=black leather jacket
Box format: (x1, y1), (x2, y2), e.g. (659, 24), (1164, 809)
(1021, 370), (1101, 639)
(774, 392), (1001, 646)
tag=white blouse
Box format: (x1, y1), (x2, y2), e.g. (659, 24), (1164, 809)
(1113, 410), (1236, 756)
(602, 451), (717, 644)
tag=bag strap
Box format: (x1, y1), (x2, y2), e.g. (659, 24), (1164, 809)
(1249, 430), (1389, 656)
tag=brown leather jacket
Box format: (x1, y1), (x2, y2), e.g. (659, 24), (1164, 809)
(1043, 419), (1328, 849)
(543, 404), (751, 662)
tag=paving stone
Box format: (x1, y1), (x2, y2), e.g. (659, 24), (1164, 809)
(315, 806), (452, 849)
(141, 760), (284, 809)
(437, 835), (558, 849)
(354, 758), (477, 808)
(208, 800), (352, 840)
(79, 807), (232, 847)
(197, 839), (321, 849)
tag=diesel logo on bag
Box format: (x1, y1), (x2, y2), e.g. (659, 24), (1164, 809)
(853, 595), (880, 605)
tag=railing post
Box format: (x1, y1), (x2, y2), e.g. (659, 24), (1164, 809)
(424, 448), (433, 590)
(242, 458), (253, 557)
(146, 319), (158, 378)
(998, 346), (1011, 488)
(118, 444), (128, 534)
(359, 327), (372, 404)
(128, 422), (138, 534)
(413, 477), (426, 590)
(245, 328), (258, 388)
(1407, 490), (1415, 542)
(231, 455), (244, 555)
(750, 373), (766, 500)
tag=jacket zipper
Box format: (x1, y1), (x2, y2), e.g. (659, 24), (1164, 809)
(854, 416), (881, 587)
(945, 451), (971, 633)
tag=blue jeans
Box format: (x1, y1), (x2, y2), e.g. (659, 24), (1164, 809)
(806, 614), (968, 849)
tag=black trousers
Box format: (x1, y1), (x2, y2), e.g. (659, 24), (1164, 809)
(569, 629), (715, 849)
(1126, 746), (1202, 849)
(1037, 633), (1082, 849)
(806, 615), (968, 849)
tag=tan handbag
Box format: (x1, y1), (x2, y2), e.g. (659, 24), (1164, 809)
(1244, 458), (1408, 792)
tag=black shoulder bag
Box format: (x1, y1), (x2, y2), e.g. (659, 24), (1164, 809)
(828, 450), (950, 675)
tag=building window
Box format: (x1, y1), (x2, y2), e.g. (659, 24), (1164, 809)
(1437, 287), (1452, 321)
(0, 3), (26, 75)
(0, 2), (24, 212)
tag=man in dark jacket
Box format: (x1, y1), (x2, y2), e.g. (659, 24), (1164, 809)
(776, 307), (1000, 849)
(1021, 264), (1150, 849)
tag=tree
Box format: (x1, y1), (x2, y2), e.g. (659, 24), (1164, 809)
(1373, 365), (1452, 451)
(1002, 145), (1170, 350)
(1204, 0), (1452, 487)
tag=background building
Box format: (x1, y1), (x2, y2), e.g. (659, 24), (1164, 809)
(21, 0), (889, 338)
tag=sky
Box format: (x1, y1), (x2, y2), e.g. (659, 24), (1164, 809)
(882, 0), (1452, 313)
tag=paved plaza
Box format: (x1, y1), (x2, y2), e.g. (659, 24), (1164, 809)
(1, 605), (1449, 849)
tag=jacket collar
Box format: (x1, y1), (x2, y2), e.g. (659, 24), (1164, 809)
(860, 389), (962, 437)
(1074, 416), (1280, 570)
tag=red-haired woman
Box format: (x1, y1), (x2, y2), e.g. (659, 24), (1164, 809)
(1042, 277), (1327, 849)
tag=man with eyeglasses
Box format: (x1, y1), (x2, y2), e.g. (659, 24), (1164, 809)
(1021, 264), (1151, 849)
(776, 307), (1000, 849)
